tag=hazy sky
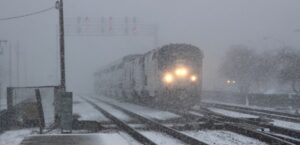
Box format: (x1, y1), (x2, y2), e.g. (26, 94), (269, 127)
(0, 0), (300, 94)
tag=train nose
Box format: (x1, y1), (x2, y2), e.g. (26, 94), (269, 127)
(162, 72), (199, 85)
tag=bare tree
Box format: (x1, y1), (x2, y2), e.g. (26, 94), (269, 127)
(277, 47), (300, 94)
(253, 51), (278, 92)
(220, 45), (257, 94)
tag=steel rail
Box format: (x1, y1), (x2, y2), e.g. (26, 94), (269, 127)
(84, 99), (157, 145)
(197, 107), (298, 145)
(198, 107), (300, 139)
(203, 102), (300, 123)
(95, 98), (208, 145)
(156, 105), (296, 145)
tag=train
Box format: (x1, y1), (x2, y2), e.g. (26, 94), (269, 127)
(94, 44), (204, 108)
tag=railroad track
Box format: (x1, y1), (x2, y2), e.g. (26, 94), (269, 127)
(164, 108), (297, 145)
(132, 100), (299, 144)
(84, 98), (209, 145)
(88, 97), (300, 145)
(202, 102), (300, 123)
(191, 107), (300, 144)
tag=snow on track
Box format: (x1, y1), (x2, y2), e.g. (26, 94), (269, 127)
(272, 119), (300, 131)
(94, 99), (132, 122)
(183, 130), (268, 145)
(209, 107), (258, 118)
(73, 96), (109, 121)
(208, 106), (300, 131)
(118, 132), (142, 145)
(96, 96), (180, 120)
(204, 100), (299, 115)
(0, 129), (33, 145)
(203, 101), (274, 111)
(139, 131), (186, 145)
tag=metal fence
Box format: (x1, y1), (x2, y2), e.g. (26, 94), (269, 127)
(6, 86), (61, 128)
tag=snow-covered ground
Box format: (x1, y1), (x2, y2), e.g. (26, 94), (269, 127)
(139, 131), (185, 145)
(83, 133), (140, 145)
(272, 119), (300, 131)
(0, 129), (34, 145)
(21, 132), (141, 145)
(208, 107), (258, 118)
(183, 130), (268, 145)
(73, 96), (109, 122)
(94, 95), (180, 120)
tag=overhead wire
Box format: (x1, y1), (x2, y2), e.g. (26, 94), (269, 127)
(0, 6), (55, 21)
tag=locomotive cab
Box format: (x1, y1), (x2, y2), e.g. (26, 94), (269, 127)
(157, 45), (203, 107)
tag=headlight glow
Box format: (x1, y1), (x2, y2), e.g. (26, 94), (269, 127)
(190, 75), (197, 82)
(163, 73), (174, 83)
(175, 67), (188, 77)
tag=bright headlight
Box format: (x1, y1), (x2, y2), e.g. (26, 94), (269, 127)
(190, 75), (197, 82)
(175, 67), (188, 77)
(163, 73), (174, 83)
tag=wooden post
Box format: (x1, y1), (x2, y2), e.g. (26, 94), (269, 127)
(35, 89), (45, 134)
(6, 87), (14, 129)
(6, 87), (13, 111)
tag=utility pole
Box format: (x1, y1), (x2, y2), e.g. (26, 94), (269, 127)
(9, 42), (12, 87)
(0, 40), (8, 109)
(16, 42), (20, 87)
(56, 0), (66, 91)
(23, 47), (28, 86)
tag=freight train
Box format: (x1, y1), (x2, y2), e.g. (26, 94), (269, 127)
(94, 44), (204, 108)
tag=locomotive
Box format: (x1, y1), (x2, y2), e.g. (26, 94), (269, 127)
(94, 44), (203, 108)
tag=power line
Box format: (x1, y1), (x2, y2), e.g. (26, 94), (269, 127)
(0, 6), (55, 21)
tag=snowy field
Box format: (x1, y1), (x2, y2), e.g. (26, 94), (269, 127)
(183, 130), (268, 145)
(94, 95), (180, 120)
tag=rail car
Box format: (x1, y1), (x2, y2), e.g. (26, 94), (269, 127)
(94, 44), (204, 108)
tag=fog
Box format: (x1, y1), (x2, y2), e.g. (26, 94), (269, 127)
(0, 0), (300, 95)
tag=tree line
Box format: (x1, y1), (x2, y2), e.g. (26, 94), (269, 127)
(220, 45), (300, 95)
